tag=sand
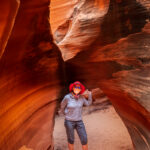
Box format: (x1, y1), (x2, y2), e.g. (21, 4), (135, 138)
(53, 104), (134, 150)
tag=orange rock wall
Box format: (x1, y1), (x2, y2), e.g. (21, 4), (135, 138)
(0, 0), (65, 150)
(51, 0), (150, 149)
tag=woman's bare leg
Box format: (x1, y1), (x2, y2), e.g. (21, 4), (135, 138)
(68, 142), (74, 150)
(82, 144), (88, 150)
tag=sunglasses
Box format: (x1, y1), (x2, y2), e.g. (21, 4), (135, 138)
(74, 86), (81, 89)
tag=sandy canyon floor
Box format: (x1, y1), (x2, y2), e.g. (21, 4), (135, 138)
(53, 101), (134, 150)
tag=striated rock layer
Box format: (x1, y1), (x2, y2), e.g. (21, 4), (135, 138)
(0, 0), (65, 150)
(51, 0), (150, 150)
(52, 0), (110, 60)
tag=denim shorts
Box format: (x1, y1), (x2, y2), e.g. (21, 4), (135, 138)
(64, 119), (88, 145)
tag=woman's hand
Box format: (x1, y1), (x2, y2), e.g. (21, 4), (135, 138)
(82, 89), (92, 98)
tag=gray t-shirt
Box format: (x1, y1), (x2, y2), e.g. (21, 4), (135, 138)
(59, 92), (92, 121)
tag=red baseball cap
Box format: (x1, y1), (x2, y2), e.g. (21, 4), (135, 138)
(69, 81), (85, 94)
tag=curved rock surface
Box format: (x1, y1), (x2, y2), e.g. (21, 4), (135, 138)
(0, 0), (150, 150)
(52, 0), (110, 60)
(51, 0), (150, 149)
(0, 0), (19, 58)
(0, 0), (65, 150)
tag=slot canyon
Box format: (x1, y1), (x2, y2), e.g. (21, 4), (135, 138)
(0, 0), (150, 150)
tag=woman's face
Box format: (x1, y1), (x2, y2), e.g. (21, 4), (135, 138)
(73, 85), (81, 94)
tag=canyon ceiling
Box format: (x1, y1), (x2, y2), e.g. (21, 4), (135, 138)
(0, 0), (150, 150)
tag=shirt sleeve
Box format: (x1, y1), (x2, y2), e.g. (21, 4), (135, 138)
(83, 92), (92, 106)
(59, 96), (68, 115)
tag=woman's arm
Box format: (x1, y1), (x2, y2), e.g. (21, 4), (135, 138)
(83, 91), (92, 106)
(58, 96), (68, 115)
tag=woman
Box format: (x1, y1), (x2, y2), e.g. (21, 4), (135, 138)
(58, 81), (93, 150)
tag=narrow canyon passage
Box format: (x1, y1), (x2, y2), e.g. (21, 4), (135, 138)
(50, 0), (150, 149)
(0, 0), (150, 150)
